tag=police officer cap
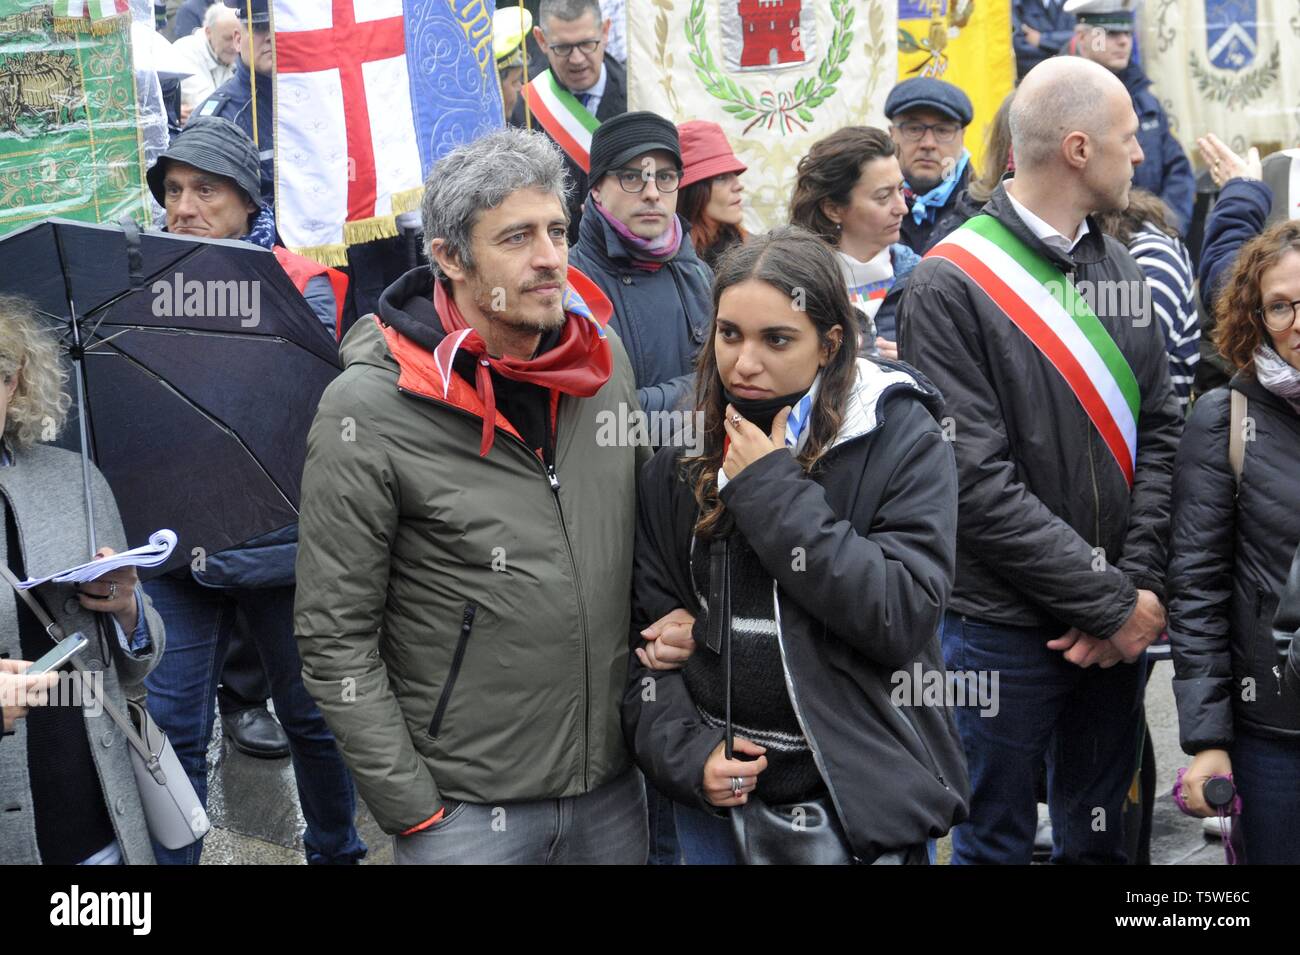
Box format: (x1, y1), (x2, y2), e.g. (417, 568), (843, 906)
(495, 6), (533, 71)
(885, 77), (973, 126)
(147, 116), (264, 210)
(1063, 0), (1137, 32)
(223, 0), (270, 25)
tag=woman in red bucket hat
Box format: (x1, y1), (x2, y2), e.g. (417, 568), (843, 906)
(678, 121), (749, 269)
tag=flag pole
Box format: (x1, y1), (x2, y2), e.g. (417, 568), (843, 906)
(247, 0), (259, 148)
(520, 0), (531, 130)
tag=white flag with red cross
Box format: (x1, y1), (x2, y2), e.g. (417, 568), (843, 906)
(272, 0), (507, 265)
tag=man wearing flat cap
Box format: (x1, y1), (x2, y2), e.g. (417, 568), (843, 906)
(1066, 0), (1195, 233)
(886, 77), (984, 255)
(143, 115), (365, 866)
(568, 110), (713, 419)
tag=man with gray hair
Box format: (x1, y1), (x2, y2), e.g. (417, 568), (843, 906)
(294, 127), (650, 864)
(171, 2), (240, 123)
(897, 56), (1182, 864)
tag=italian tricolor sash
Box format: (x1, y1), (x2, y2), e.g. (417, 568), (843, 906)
(927, 214), (1141, 488)
(520, 69), (599, 172)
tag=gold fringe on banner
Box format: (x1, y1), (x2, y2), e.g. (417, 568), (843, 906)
(53, 13), (129, 34)
(390, 186), (424, 217)
(342, 213), (400, 246)
(288, 242), (350, 267)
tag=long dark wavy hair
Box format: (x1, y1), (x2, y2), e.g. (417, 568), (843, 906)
(685, 225), (861, 539)
(678, 175), (748, 269)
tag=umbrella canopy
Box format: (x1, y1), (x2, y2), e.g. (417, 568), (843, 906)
(0, 218), (341, 577)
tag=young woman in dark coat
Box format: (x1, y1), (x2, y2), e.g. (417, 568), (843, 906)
(1170, 221), (1300, 864)
(622, 226), (969, 864)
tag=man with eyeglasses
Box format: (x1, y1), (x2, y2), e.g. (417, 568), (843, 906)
(1065, 0), (1195, 234)
(885, 77), (983, 255)
(511, 0), (628, 240)
(568, 112), (713, 431)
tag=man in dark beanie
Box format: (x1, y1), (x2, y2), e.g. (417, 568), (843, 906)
(142, 115), (366, 866)
(569, 110), (713, 420)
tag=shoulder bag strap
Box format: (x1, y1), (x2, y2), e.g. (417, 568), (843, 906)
(0, 562), (163, 774)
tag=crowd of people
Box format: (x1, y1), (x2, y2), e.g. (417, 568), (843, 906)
(1, 0), (1298, 866)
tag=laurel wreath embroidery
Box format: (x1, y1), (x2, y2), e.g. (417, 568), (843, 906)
(651, 0), (681, 115)
(1188, 44), (1280, 111)
(684, 0), (854, 135)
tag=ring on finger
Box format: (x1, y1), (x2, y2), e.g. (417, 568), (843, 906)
(730, 776), (744, 797)
(729, 413), (741, 427)
(107, 582), (117, 600)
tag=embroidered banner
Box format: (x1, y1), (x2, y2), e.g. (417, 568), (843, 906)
(627, 0), (897, 231)
(897, 0), (1014, 174)
(1139, 0), (1300, 158)
(0, 1), (149, 238)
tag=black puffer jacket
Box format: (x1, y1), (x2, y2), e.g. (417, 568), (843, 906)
(897, 185), (1183, 637)
(623, 358), (970, 861)
(1168, 375), (1300, 752)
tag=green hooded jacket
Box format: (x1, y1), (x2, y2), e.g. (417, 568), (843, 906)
(294, 270), (648, 834)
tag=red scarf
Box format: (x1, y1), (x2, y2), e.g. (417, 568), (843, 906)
(431, 273), (613, 456)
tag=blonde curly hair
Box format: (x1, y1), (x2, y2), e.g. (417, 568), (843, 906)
(0, 295), (71, 450)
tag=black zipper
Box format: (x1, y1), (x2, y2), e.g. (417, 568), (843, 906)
(1087, 426), (1101, 547)
(428, 602), (477, 738)
(398, 386), (592, 783)
(1249, 585), (1265, 686)
(896, 698), (948, 789)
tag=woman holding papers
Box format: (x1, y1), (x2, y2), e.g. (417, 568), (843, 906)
(0, 297), (166, 865)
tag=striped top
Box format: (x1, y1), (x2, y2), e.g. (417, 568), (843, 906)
(1127, 224), (1199, 412)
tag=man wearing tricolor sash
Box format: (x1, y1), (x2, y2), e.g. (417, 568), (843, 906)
(897, 56), (1182, 865)
(511, 0), (627, 240)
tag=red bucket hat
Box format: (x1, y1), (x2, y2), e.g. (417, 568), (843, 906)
(678, 120), (747, 189)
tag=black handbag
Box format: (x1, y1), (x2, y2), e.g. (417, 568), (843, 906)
(712, 537), (854, 865)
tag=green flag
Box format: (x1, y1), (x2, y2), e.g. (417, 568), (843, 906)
(0, 0), (149, 238)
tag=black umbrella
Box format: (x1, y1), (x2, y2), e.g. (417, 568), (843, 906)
(0, 218), (341, 577)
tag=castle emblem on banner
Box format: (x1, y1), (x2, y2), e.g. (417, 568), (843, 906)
(682, 0), (852, 134)
(897, 0), (974, 77)
(1185, 0), (1278, 108)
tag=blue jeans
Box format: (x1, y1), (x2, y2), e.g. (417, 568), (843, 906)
(1232, 731), (1300, 864)
(143, 576), (366, 865)
(674, 803), (738, 865)
(645, 781), (680, 865)
(942, 612), (1146, 865)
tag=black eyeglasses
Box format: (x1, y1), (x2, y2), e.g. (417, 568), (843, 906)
(894, 120), (963, 144)
(611, 168), (681, 194)
(547, 38), (601, 58)
(1257, 299), (1300, 331)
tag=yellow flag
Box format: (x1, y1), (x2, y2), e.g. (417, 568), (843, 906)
(897, 0), (1014, 174)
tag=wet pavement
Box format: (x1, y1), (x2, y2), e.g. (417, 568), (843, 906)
(198, 661), (1224, 865)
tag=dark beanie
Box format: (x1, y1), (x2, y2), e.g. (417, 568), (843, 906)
(147, 116), (263, 209)
(587, 111), (681, 192)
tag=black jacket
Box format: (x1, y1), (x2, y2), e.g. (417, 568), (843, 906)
(899, 165), (982, 256)
(509, 56), (627, 240)
(623, 358), (971, 861)
(1276, 543), (1300, 709)
(568, 205), (712, 415)
(1168, 375), (1300, 752)
(897, 184), (1182, 637)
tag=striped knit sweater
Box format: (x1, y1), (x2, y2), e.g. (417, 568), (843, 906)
(1127, 223), (1199, 411)
(682, 534), (823, 805)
